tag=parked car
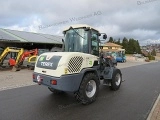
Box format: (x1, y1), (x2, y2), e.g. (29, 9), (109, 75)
(133, 54), (144, 58)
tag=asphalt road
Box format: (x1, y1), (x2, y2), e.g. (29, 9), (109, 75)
(0, 62), (160, 120)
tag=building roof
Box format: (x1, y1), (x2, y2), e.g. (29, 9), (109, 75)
(0, 29), (21, 42)
(102, 42), (122, 47)
(0, 28), (63, 44)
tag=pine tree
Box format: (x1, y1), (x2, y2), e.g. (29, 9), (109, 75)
(117, 38), (121, 45)
(136, 40), (141, 54)
(127, 39), (141, 54)
(108, 37), (114, 43)
(110, 37), (141, 54)
(128, 39), (134, 54)
(115, 38), (121, 45)
(122, 37), (129, 53)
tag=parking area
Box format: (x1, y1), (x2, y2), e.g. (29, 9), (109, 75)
(0, 69), (36, 91)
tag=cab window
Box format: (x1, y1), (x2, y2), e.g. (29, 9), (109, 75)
(91, 31), (99, 56)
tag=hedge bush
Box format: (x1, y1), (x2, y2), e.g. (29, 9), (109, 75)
(148, 55), (155, 60)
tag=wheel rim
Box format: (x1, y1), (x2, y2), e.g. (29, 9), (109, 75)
(115, 73), (121, 86)
(85, 80), (96, 98)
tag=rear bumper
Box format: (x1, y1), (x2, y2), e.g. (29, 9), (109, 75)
(33, 72), (83, 92)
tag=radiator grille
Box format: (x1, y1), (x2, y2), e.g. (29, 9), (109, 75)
(68, 56), (83, 73)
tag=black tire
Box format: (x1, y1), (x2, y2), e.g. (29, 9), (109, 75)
(114, 62), (117, 67)
(75, 73), (99, 105)
(28, 66), (34, 70)
(30, 67), (34, 70)
(110, 69), (122, 91)
(48, 87), (64, 94)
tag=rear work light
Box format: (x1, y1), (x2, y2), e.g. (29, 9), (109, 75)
(37, 75), (43, 85)
(51, 80), (57, 85)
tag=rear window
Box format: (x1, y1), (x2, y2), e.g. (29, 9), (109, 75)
(36, 55), (61, 70)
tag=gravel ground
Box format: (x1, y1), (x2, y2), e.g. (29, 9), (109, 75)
(0, 69), (36, 91)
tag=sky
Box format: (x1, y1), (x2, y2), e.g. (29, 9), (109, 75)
(0, 0), (160, 46)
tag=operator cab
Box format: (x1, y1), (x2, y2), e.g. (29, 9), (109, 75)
(62, 24), (107, 57)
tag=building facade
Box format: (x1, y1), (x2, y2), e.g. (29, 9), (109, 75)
(0, 28), (63, 50)
(101, 42), (123, 52)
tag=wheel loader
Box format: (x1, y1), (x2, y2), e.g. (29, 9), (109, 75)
(33, 24), (122, 105)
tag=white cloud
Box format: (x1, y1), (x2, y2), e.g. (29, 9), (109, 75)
(0, 0), (160, 45)
(4, 16), (42, 33)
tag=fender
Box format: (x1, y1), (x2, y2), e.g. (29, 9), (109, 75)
(103, 67), (122, 80)
(80, 67), (100, 85)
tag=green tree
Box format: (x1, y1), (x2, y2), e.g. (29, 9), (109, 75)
(113, 37), (141, 54)
(127, 38), (141, 54)
(151, 49), (156, 56)
(122, 37), (129, 53)
(128, 39), (134, 54)
(108, 37), (114, 43)
(136, 40), (141, 54)
(114, 38), (121, 45)
(117, 38), (121, 45)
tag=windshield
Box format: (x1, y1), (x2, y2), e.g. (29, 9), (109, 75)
(64, 29), (88, 53)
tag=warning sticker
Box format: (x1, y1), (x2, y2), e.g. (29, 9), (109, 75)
(89, 61), (92, 65)
(39, 56), (44, 61)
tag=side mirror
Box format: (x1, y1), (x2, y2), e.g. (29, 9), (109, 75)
(103, 34), (107, 39)
(62, 39), (64, 43)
